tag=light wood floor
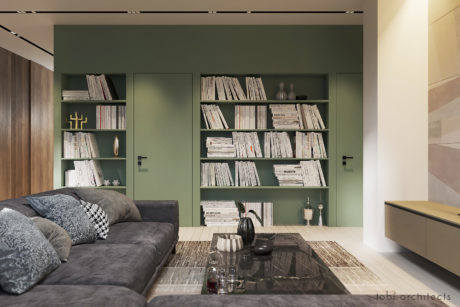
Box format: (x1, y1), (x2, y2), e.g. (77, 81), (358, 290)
(178, 226), (459, 306)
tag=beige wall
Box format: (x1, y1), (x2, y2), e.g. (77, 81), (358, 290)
(428, 0), (460, 207)
(363, 0), (428, 252)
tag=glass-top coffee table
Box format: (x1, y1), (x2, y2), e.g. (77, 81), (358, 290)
(202, 233), (349, 295)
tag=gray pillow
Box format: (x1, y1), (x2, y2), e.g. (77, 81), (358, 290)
(31, 217), (72, 262)
(26, 194), (96, 245)
(74, 188), (142, 225)
(0, 208), (60, 294)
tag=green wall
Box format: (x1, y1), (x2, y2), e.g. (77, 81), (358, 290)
(54, 25), (363, 226)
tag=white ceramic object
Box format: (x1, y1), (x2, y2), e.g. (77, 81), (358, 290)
(103, 179), (111, 186)
(304, 208), (313, 226)
(112, 179), (120, 186)
(216, 234), (243, 252)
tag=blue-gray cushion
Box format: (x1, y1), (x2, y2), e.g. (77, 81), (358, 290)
(74, 188), (142, 225)
(26, 194), (96, 245)
(31, 217), (72, 262)
(0, 208), (61, 294)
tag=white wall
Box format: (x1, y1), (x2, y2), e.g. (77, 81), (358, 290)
(363, 0), (428, 252)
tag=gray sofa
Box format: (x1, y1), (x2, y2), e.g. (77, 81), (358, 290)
(0, 188), (179, 307)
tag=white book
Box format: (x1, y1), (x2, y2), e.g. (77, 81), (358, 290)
(214, 105), (229, 129)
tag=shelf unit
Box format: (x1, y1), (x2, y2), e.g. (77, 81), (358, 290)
(58, 73), (127, 192)
(200, 73), (330, 226)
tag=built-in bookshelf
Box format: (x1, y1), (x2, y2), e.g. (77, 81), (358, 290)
(200, 74), (330, 226)
(58, 73), (127, 192)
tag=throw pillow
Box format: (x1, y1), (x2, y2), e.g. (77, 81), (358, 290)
(31, 217), (72, 262)
(26, 194), (97, 245)
(74, 188), (142, 225)
(0, 208), (61, 294)
(80, 200), (109, 239)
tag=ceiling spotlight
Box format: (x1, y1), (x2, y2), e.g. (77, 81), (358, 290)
(345, 11), (355, 14)
(17, 10), (27, 14)
(247, 10), (252, 14)
(127, 10), (140, 14)
(208, 10), (216, 14)
(30, 11), (36, 14)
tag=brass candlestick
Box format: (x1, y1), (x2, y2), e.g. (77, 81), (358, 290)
(68, 112), (87, 130)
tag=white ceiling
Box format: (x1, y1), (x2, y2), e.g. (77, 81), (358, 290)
(0, 0), (364, 71)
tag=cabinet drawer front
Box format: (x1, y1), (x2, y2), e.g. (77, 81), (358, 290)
(426, 220), (460, 276)
(385, 205), (426, 256)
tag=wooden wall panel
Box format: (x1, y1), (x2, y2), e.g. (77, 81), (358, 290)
(0, 48), (13, 200)
(30, 62), (53, 194)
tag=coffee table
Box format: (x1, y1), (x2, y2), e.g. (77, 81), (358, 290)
(202, 233), (349, 295)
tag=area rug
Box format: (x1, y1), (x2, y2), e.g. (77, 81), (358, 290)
(147, 240), (390, 300)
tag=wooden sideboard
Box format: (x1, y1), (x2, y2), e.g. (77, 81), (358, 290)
(385, 201), (460, 276)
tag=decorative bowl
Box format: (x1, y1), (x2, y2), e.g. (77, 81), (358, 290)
(216, 234), (243, 252)
(252, 238), (274, 255)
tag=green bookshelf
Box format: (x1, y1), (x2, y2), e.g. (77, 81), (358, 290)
(200, 73), (330, 226)
(57, 73), (127, 192)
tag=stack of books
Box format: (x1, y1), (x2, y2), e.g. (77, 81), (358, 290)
(273, 164), (304, 186)
(245, 77), (267, 100)
(201, 105), (229, 129)
(201, 76), (247, 101)
(273, 161), (326, 187)
(234, 105), (267, 129)
(235, 161), (260, 186)
(300, 160), (327, 187)
(201, 201), (240, 226)
(206, 137), (236, 158)
(242, 202), (273, 226)
(201, 163), (234, 186)
(298, 104), (326, 130)
(86, 74), (116, 100)
(264, 132), (293, 158)
(232, 132), (263, 158)
(63, 132), (100, 158)
(295, 132), (327, 158)
(62, 90), (90, 101)
(96, 105), (126, 129)
(65, 160), (104, 187)
(269, 104), (302, 129)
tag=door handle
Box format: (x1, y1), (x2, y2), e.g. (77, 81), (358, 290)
(342, 155), (354, 166)
(137, 155), (148, 166)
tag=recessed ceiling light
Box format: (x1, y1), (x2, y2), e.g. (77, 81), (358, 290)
(345, 11), (355, 14)
(17, 10), (27, 14)
(208, 10), (216, 14)
(247, 11), (252, 14)
(127, 10), (140, 14)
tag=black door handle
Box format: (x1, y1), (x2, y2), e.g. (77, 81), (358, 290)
(137, 155), (148, 166)
(342, 155), (354, 166)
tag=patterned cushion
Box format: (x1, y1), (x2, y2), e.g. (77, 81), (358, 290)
(0, 208), (61, 294)
(31, 217), (72, 262)
(80, 200), (109, 239)
(26, 194), (97, 245)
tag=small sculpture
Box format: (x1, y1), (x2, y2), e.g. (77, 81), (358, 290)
(68, 112), (87, 130)
(304, 197), (313, 226)
(276, 82), (288, 100)
(113, 135), (119, 157)
(103, 179), (111, 186)
(112, 179), (120, 186)
(318, 204), (324, 226)
(288, 83), (296, 100)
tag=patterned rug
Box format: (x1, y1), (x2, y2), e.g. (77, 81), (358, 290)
(147, 240), (390, 300)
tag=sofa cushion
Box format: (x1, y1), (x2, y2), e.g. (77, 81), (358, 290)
(0, 188), (79, 217)
(0, 209), (60, 294)
(26, 194), (97, 245)
(31, 216), (72, 262)
(41, 244), (157, 293)
(0, 285), (146, 307)
(74, 188), (142, 225)
(80, 200), (109, 239)
(96, 222), (175, 258)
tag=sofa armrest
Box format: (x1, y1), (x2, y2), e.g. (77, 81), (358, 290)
(134, 200), (179, 237)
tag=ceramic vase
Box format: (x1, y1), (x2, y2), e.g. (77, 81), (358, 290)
(237, 217), (255, 245)
(276, 82), (288, 100)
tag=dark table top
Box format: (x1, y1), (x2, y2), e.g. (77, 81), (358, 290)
(202, 233), (349, 295)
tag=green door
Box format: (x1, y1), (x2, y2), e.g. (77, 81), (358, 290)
(337, 74), (363, 226)
(134, 74), (193, 226)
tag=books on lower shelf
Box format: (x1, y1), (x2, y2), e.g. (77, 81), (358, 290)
(232, 132), (263, 158)
(62, 90), (90, 101)
(295, 132), (327, 159)
(245, 77), (267, 101)
(201, 105), (229, 129)
(200, 201), (273, 226)
(206, 137), (236, 157)
(269, 104), (325, 130)
(201, 76), (247, 101)
(65, 160), (104, 187)
(201, 201), (240, 226)
(96, 105), (126, 129)
(86, 74), (116, 101)
(63, 132), (100, 158)
(234, 105), (267, 129)
(274, 161), (326, 187)
(235, 161), (260, 186)
(201, 163), (234, 187)
(264, 132), (293, 158)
